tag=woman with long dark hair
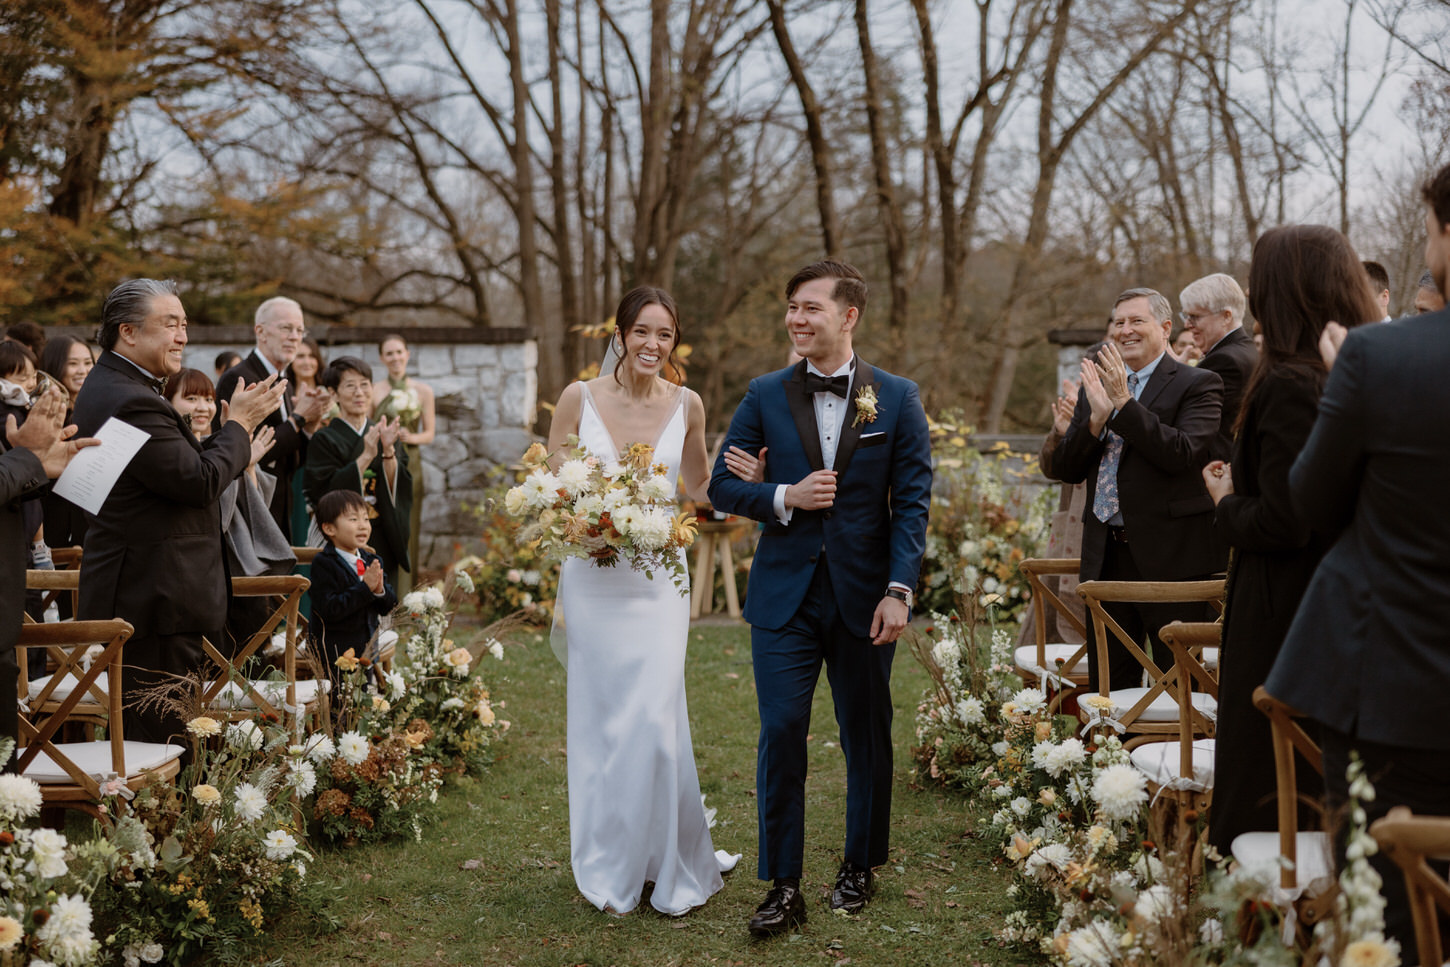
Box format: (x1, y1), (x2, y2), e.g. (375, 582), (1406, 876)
(1202, 225), (1381, 852)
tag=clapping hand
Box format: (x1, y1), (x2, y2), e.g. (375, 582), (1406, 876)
(724, 445), (767, 483)
(293, 386), (330, 428)
(362, 559), (384, 594)
(360, 421), (382, 465)
(1095, 343), (1131, 408)
(1319, 322), (1347, 370)
(1079, 358), (1113, 434)
(377, 416), (402, 454)
(249, 425), (276, 467)
(223, 374), (287, 433)
(1051, 378), (1079, 436)
(1202, 460), (1233, 505)
(5, 384), (99, 478)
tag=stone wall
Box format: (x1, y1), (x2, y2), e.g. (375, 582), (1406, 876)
(99, 324), (538, 572)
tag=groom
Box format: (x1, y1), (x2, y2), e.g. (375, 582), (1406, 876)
(709, 260), (932, 936)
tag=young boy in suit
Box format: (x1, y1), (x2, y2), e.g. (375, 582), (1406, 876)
(310, 489), (397, 691)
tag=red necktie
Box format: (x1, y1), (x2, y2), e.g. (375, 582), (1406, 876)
(356, 558), (366, 577)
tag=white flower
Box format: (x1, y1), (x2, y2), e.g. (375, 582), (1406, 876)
(629, 507), (673, 552)
(385, 671), (407, 701)
(519, 472), (560, 509)
(264, 829), (298, 861)
(990, 741), (1008, 757)
(1133, 884), (1175, 923)
(1091, 763), (1149, 821)
(35, 894), (95, 966)
(139, 943), (164, 964)
(234, 782), (267, 823)
(555, 459), (593, 497)
(1030, 740), (1055, 772)
(402, 590), (427, 614)
(1341, 938), (1398, 967)
(1044, 738), (1088, 778)
(338, 731), (370, 766)
(638, 474), (673, 502)
(598, 487), (630, 512)
(992, 784), (1012, 799)
(487, 638), (505, 660)
(286, 760), (317, 797)
(1010, 796), (1032, 818)
(185, 715), (222, 738)
(954, 696), (984, 726)
(1198, 918), (1224, 944)
(0, 773), (43, 822)
(440, 697), (465, 712)
(610, 504), (639, 536)
(0, 914), (21, 951)
(27, 828), (69, 879)
(304, 734), (336, 763)
(225, 720), (263, 751)
(453, 570), (475, 594)
(522, 569), (540, 585)
(1025, 842), (1072, 879)
(506, 568), (522, 582)
(503, 486), (528, 515)
(423, 587), (445, 609)
(1009, 687), (1047, 714)
(930, 638), (961, 670)
(1064, 922), (1119, 967)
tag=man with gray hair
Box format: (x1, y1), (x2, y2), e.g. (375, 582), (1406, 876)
(1179, 273), (1256, 460)
(73, 278), (285, 745)
(1050, 287), (1226, 689)
(215, 296), (330, 534)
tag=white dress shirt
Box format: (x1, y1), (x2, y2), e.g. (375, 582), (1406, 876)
(773, 357), (855, 524)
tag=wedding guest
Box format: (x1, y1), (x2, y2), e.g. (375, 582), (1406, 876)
(1049, 288), (1225, 690)
(214, 350), (242, 381)
(1170, 329), (1202, 364)
(0, 342), (52, 623)
(1, 384), (97, 765)
(38, 336), (97, 573)
(1179, 273), (1256, 461)
(73, 279), (285, 745)
(215, 296), (330, 533)
(1200, 225), (1378, 854)
(1414, 269), (1446, 314)
(284, 335), (328, 543)
(166, 368), (295, 656)
(372, 334), (434, 594)
(304, 356), (410, 588)
(4, 321), (45, 358)
(39, 335), (95, 401)
(1362, 260), (1392, 321)
(309, 489), (396, 694)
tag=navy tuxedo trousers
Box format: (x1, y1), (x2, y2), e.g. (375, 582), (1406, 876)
(751, 558), (895, 880)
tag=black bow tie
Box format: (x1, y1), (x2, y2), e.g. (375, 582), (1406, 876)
(145, 374), (167, 396)
(803, 372), (849, 398)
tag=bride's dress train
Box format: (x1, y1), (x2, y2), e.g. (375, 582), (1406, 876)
(557, 383), (738, 915)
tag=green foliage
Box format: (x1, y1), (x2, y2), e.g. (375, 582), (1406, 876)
(462, 483), (558, 627)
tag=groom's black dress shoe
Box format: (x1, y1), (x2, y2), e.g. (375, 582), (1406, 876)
(829, 861), (873, 913)
(747, 882), (806, 937)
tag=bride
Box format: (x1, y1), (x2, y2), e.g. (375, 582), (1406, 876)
(546, 286), (739, 915)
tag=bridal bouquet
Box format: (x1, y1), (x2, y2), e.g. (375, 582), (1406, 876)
(505, 437), (696, 590)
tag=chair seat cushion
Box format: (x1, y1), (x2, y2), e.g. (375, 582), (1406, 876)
(21, 741), (184, 784)
(1230, 830), (1334, 893)
(1013, 643), (1088, 678)
(1130, 738), (1216, 790)
(1202, 646), (1219, 671)
(27, 671), (110, 703)
(208, 678), (331, 710)
(1104, 687), (1217, 724)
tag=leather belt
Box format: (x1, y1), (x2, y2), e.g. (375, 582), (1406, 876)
(1106, 525), (1129, 543)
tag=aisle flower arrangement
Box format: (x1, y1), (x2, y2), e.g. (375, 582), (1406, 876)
(917, 413), (1051, 617)
(463, 498), (558, 625)
(504, 437), (696, 591)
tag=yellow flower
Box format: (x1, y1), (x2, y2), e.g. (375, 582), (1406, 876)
(1038, 788), (1057, 806)
(447, 647), (472, 668)
(622, 442), (655, 471)
(186, 716), (222, 738)
(671, 512), (698, 547)
(0, 915), (22, 951)
(1034, 720), (1052, 741)
(1342, 940), (1398, 967)
(1082, 694), (1116, 714)
(852, 384), (879, 427)
(371, 695), (391, 714)
(335, 649), (360, 672)
(403, 729), (428, 749)
(522, 441), (549, 467)
(193, 784), (221, 805)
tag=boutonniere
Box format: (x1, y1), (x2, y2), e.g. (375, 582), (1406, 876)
(852, 385), (879, 427)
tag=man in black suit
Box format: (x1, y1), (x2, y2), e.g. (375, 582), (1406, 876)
(1178, 273), (1256, 461)
(214, 297), (329, 536)
(1051, 287), (1225, 690)
(1266, 164), (1450, 962)
(73, 279), (286, 744)
(2, 386), (96, 765)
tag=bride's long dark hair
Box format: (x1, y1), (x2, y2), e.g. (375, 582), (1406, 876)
(612, 286), (684, 386)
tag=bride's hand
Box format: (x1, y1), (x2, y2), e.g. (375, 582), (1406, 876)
(724, 445), (766, 484)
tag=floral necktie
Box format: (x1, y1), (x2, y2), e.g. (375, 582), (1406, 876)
(1092, 373), (1138, 523)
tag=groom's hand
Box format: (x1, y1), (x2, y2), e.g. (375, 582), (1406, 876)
(784, 469), (836, 510)
(870, 597), (909, 645)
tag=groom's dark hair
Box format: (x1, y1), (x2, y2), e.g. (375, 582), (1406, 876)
(786, 260), (868, 314)
(1424, 161), (1450, 229)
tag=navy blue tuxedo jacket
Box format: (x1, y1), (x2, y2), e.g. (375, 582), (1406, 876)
(707, 358), (933, 636)
(309, 544), (397, 657)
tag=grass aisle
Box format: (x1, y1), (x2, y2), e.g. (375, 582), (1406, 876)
(266, 621), (1046, 967)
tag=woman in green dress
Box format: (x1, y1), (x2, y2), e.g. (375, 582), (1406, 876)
(372, 333), (435, 593)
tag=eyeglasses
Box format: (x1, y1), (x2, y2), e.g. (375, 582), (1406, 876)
(1179, 309), (1223, 326)
(270, 325), (306, 337)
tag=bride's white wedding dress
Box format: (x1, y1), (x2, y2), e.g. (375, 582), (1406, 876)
(556, 383), (738, 915)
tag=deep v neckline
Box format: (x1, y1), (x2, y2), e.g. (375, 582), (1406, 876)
(579, 383), (684, 462)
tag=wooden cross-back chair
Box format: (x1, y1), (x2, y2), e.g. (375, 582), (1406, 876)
(1231, 685), (1335, 938)
(1015, 558), (1089, 699)
(1075, 579), (1224, 745)
(1371, 806), (1450, 967)
(199, 574), (329, 734)
(1129, 621), (1221, 851)
(13, 619), (184, 820)
(23, 546), (83, 618)
(22, 568), (106, 735)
